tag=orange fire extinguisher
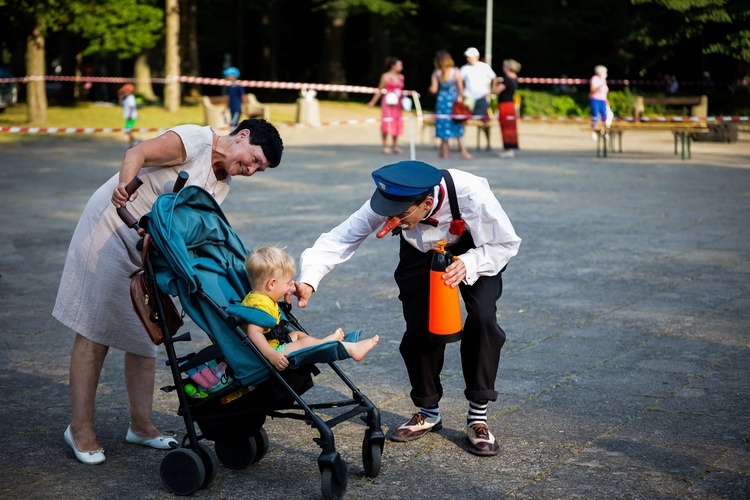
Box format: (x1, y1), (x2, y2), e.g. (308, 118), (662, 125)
(429, 240), (462, 343)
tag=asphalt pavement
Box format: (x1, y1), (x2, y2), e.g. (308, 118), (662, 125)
(1, 121), (749, 499)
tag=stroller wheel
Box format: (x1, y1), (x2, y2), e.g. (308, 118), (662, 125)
(160, 448), (206, 496)
(320, 459), (348, 500)
(251, 428), (269, 463)
(362, 440), (382, 478)
(196, 441), (218, 488)
(215, 437), (257, 469)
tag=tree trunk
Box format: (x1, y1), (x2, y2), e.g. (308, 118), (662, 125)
(180, 0), (201, 102)
(26, 22), (47, 124)
(164, 0), (181, 112)
(134, 52), (158, 102)
(324, 13), (348, 100)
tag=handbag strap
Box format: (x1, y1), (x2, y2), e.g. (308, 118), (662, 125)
(441, 169), (461, 222)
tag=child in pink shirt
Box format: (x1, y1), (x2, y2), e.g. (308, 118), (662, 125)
(590, 65), (609, 138)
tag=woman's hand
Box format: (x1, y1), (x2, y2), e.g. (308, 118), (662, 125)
(442, 258), (466, 288)
(111, 181), (137, 208)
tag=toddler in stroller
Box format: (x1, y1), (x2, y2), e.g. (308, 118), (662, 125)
(119, 176), (385, 499)
(242, 245), (379, 371)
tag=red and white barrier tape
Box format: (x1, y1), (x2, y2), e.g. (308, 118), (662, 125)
(516, 77), (703, 86)
(0, 117), (385, 134)
(1, 74), (731, 88)
(2, 115), (747, 135)
(0, 75), (407, 95)
(423, 114), (750, 122)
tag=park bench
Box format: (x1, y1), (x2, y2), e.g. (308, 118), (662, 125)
(594, 120), (710, 160)
(202, 93), (271, 128)
(633, 95), (708, 121)
(592, 94), (710, 160)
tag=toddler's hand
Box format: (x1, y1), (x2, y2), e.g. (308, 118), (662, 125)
(269, 351), (289, 371)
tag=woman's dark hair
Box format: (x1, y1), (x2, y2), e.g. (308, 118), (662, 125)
(385, 56), (400, 70)
(231, 119), (284, 168)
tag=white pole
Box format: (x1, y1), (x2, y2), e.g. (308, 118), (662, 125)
(409, 112), (416, 160)
(485, 0), (493, 68)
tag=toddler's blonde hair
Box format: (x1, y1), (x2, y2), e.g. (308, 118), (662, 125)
(245, 246), (296, 289)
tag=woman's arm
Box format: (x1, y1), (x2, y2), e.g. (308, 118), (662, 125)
(492, 77), (505, 94)
(455, 68), (465, 99)
(112, 130), (188, 207)
(367, 73), (387, 107)
(429, 71), (439, 95)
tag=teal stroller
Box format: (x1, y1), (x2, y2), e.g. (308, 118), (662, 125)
(118, 174), (384, 499)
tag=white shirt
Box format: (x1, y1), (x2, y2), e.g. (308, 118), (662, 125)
(460, 62), (497, 100)
(122, 94), (138, 120)
(298, 169), (521, 289)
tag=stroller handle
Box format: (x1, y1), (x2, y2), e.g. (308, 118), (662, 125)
(116, 176), (144, 229)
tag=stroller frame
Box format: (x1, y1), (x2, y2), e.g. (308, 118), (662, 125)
(119, 174), (384, 499)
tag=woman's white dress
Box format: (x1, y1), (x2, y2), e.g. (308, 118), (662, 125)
(53, 125), (230, 357)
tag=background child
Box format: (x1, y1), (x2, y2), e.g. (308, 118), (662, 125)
(243, 246), (379, 371)
(222, 66), (246, 129)
(117, 83), (138, 147)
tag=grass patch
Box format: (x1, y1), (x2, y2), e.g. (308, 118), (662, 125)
(0, 99), (377, 143)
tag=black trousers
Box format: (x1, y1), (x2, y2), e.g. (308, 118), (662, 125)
(395, 234), (506, 408)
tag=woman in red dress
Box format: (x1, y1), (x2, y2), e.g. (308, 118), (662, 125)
(368, 56), (405, 154)
(492, 59), (521, 158)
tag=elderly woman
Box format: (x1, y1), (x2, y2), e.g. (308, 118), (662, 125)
(589, 64), (609, 139)
(54, 119), (284, 464)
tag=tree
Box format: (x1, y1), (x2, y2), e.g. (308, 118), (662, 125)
(164, 0), (180, 111)
(65, 0), (164, 101)
(630, 0), (750, 69)
(26, 20), (47, 124)
(0, 0), (70, 124)
(312, 0), (416, 98)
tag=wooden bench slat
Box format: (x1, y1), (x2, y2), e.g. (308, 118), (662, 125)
(642, 96), (703, 106)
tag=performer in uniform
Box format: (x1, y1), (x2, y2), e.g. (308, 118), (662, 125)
(293, 160), (521, 456)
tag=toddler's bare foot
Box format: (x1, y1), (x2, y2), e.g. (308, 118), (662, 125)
(348, 335), (379, 361)
(324, 328), (345, 342)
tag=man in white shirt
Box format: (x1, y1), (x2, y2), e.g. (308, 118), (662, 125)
(460, 47), (496, 149)
(294, 160), (521, 456)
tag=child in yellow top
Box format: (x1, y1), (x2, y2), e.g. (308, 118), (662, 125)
(242, 246), (379, 371)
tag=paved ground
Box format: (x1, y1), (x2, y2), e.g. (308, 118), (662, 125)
(1, 120), (749, 499)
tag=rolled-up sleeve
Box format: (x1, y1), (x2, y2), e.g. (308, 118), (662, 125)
(453, 175), (521, 285)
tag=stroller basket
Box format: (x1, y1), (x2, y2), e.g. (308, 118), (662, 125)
(119, 176), (384, 499)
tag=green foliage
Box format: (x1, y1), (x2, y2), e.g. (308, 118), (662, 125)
(517, 88), (638, 117)
(630, 0), (750, 64)
(607, 88), (638, 117)
(552, 95), (584, 117)
(312, 0), (417, 17)
(65, 0), (163, 58)
(517, 89), (585, 117)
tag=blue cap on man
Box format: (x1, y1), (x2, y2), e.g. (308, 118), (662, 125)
(370, 161), (443, 216)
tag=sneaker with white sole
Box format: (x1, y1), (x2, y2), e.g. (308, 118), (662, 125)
(498, 149), (515, 158)
(390, 412), (442, 442)
(466, 423), (499, 456)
